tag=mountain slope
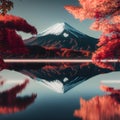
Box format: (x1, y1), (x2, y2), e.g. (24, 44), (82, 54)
(24, 23), (97, 51)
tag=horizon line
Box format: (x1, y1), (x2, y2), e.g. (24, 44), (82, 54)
(3, 59), (120, 63)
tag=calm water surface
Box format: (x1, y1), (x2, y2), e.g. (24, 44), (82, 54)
(0, 63), (120, 120)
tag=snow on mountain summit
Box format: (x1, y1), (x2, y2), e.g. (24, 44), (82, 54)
(39, 22), (85, 37)
(25, 22), (97, 50)
(40, 23), (66, 36)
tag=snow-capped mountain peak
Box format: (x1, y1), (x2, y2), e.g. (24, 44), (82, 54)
(24, 22), (97, 51)
(38, 22), (85, 37)
(39, 23), (66, 36)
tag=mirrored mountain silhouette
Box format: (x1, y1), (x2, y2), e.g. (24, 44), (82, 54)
(0, 14), (37, 55)
(10, 62), (120, 93)
(74, 85), (120, 120)
(0, 78), (37, 114)
(5, 62), (120, 93)
(17, 63), (112, 93)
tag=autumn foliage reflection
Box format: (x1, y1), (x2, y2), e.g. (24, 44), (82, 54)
(0, 79), (37, 114)
(74, 85), (120, 120)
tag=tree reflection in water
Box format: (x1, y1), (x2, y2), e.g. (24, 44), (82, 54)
(0, 79), (37, 114)
(74, 85), (120, 120)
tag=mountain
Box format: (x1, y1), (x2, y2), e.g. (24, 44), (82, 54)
(2, 23), (97, 59)
(24, 22), (97, 51)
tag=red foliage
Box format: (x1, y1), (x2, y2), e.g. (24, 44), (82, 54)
(0, 28), (29, 54)
(65, 0), (120, 21)
(92, 39), (120, 70)
(0, 14), (37, 34)
(74, 85), (120, 120)
(0, 14), (37, 69)
(100, 85), (120, 94)
(74, 95), (120, 120)
(0, 79), (37, 114)
(61, 48), (91, 58)
(90, 19), (120, 34)
(65, 0), (120, 70)
(0, 57), (7, 70)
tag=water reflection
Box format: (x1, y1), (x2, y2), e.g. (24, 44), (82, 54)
(0, 79), (37, 114)
(10, 62), (112, 93)
(74, 85), (120, 120)
(0, 68), (120, 120)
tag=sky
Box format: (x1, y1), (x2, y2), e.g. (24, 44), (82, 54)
(9, 0), (101, 39)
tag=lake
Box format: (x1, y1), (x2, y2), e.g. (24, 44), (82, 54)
(0, 62), (120, 120)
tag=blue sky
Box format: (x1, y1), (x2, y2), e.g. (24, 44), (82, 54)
(10, 0), (101, 39)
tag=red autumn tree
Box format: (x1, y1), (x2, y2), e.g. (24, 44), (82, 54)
(65, 0), (120, 70)
(0, 0), (37, 70)
(0, 0), (13, 15)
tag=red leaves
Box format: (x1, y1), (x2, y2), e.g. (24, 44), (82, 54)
(0, 0), (13, 15)
(92, 39), (120, 70)
(91, 19), (120, 70)
(0, 14), (37, 70)
(65, 0), (120, 20)
(4, 29), (29, 54)
(65, 6), (87, 21)
(0, 14), (37, 34)
(90, 19), (120, 34)
(74, 89), (120, 120)
(0, 57), (7, 70)
(65, 0), (120, 70)
(0, 79), (37, 114)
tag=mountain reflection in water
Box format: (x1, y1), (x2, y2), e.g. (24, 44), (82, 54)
(0, 68), (120, 120)
(74, 85), (120, 120)
(10, 62), (114, 93)
(0, 79), (37, 114)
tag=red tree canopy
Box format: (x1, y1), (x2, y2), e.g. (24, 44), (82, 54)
(0, 56), (7, 70)
(0, 14), (37, 34)
(0, 0), (13, 15)
(0, 1), (38, 70)
(65, 0), (120, 21)
(65, 0), (120, 70)
(0, 14), (37, 54)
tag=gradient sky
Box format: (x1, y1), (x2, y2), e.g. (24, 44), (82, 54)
(9, 0), (101, 39)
